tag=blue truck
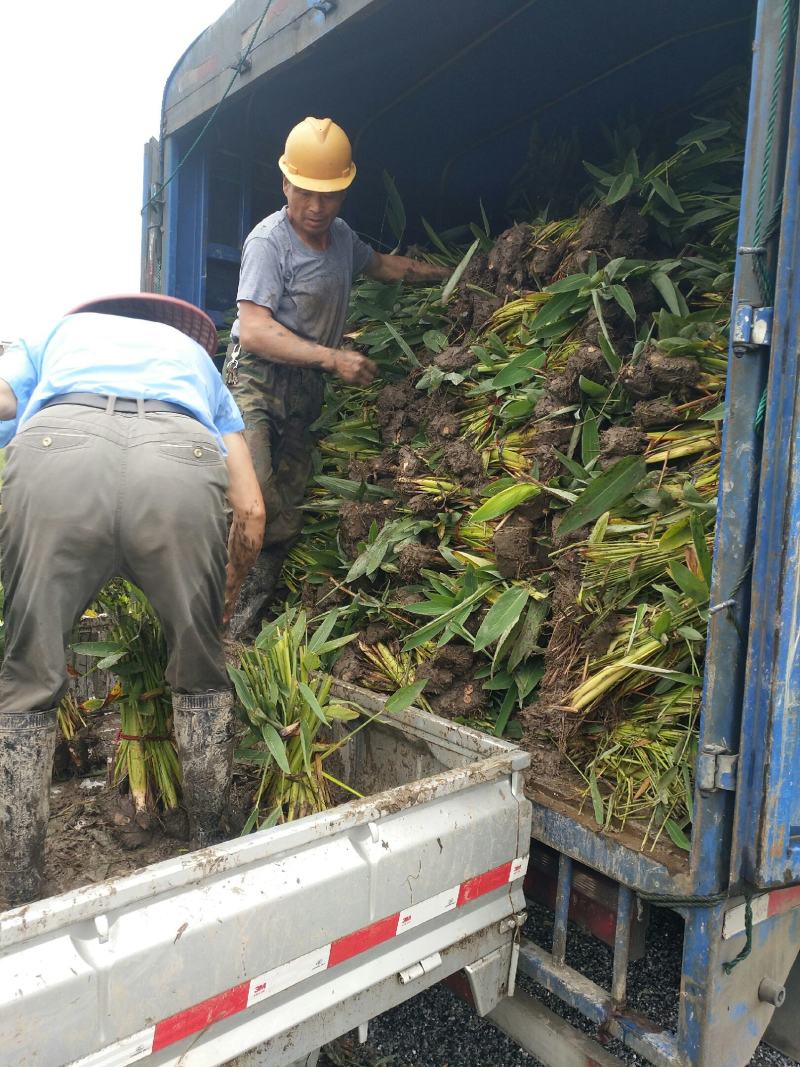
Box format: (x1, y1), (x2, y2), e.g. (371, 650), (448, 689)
(131, 1), (799, 1064)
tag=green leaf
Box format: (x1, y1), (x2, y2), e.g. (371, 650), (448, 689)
(589, 767), (605, 825)
(385, 680), (428, 714)
(298, 681), (330, 725)
(578, 375), (608, 399)
(227, 664), (258, 713)
(403, 584), (489, 651)
(557, 456), (648, 537)
(470, 483), (540, 523)
(442, 239), (480, 302)
(581, 409), (600, 467)
(665, 818), (691, 851)
(507, 596), (551, 671)
(383, 320), (419, 367)
(611, 284), (636, 322)
(651, 609), (673, 639)
(97, 650), (128, 670)
(515, 661), (544, 702)
(70, 641), (128, 658)
(699, 401), (726, 421)
(677, 626), (705, 641)
(651, 272), (683, 316)
(554, 448), (589, 481)
(545, 274), (591, 294)
(492, 348), (546, 388)
(382, 170), (406, 249)
(532, 290), (584, 332)
(493, 686), (517, 737)
(650, 176), (684, 213)
(690, 512), (713, 587)
(659, 517), (692, 551)
(668, 561), (710, 604)
(583, 160), (614, 185)
(421, 217), (453, 255)
(473, 586), (530, 652)
(261, 723), (291, 774)
(422, 329), (448, 353)
(606, 171), (635, 205)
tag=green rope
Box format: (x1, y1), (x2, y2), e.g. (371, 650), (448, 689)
(753, 0), (795, 304)
(638, 892), (727, 907)
(754, 387), (768, 434)
(639, 892), (754, 974)
(723, 895), (753, 974)
(141, 0), (278, 217)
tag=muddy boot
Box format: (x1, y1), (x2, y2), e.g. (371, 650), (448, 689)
(0, 709), (58, 909)
(172, 691), (235, 849)
(228, 551), (288, 641)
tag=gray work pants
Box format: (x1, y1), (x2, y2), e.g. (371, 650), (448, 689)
(0, 405), (230, 714)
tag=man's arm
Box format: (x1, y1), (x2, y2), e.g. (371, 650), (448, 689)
(0, 379), (18, 421)
(365, 252), (450, 286)
(223, 432), (267, 626)
(238, 302), (376, 387)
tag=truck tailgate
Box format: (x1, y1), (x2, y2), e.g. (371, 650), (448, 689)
(0, 684), (531, 1067)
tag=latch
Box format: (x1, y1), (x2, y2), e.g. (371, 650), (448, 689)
(398, 951), (442, 984)
(696, 747), (738, 793)
(732, 302), (773, 355)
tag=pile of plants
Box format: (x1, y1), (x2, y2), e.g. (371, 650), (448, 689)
(277, 97), (743, 851)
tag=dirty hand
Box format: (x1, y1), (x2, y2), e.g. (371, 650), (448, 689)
(329, 348), (378, 387)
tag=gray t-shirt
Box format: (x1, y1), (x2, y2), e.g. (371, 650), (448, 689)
(234, 207), (375, 348)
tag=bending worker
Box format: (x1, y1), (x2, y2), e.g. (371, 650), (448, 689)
(226, 116), (450, 637)
(0, 294), (265, 908)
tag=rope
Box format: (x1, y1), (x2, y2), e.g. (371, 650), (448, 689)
(639, 890), (754, 974)
(723, 894), (753, 974)
(752, 0), (795, 304)
(141, 0), (277, 217)
(638, 891), (727, 907)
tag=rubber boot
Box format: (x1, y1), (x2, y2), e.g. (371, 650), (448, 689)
(172, 691), (235, 849)
(0, 709), (58, 909)
(228, 550), (288, 642)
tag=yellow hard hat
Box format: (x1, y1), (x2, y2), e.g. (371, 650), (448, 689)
(278, 117), (356, 192)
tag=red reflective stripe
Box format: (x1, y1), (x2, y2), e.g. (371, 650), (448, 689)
(151, 982), (249, 1052)
(328, 913), (400, 968)
(457, 861), (513, 907)
(767, 884), (800, 919)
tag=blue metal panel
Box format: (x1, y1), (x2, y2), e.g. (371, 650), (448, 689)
(162, 136), (208, 305)
(733, 6), (800, 889)
(691, 0), (791, 896)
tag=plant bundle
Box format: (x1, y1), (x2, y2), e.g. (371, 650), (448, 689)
(72, 581), (180, 812)
(228, 606), (427, 830)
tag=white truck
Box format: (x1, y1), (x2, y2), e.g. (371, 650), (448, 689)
(1, 683), (531, 1066)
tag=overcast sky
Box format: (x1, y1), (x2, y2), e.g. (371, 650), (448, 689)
(1, 1), (233, 341)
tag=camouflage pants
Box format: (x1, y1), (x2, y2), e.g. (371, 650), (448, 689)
(223, 345), (324, 551)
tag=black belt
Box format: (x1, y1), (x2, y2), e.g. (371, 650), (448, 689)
(41, 392), (194, 418)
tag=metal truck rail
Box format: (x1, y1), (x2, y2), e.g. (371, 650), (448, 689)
(0, 682), (531, 1067)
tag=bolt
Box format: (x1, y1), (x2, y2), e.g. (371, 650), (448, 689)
(758, 977), (786, 1007)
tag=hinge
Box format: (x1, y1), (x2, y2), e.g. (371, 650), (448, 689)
(696, 748), (738, 792)
(733, 303), (773, 354)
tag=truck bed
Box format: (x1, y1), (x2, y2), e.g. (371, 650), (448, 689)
(1, 682), (531, 1067)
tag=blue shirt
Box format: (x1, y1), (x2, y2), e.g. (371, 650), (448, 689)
(0, 313), (244, 450)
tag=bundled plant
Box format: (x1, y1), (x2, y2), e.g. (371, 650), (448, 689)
(228, 607), (426, 830)
(72, 581), (180, 811)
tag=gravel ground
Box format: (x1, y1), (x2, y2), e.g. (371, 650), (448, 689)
(319, 902), (799, 1067)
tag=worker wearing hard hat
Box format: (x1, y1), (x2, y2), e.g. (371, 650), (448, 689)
(225, 117), (450, 637)
(0, 295), (265, 908)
